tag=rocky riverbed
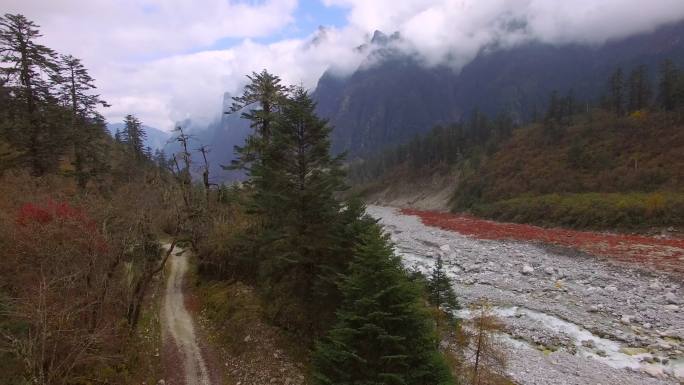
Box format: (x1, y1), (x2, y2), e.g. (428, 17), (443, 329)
(367, 205), (684, 385)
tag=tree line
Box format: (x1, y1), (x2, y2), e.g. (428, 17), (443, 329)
(350, 58), (684, 185)
(603, 60), (684, 116)
(348, 109), (517, 183)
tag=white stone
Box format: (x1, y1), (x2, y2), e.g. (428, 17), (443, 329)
(665, 292), (678, 304)
(522, 265), (534, 275)
(642, 365), (665, 379)
(439, 244), (451, 252)
(673, 365), (684, 379)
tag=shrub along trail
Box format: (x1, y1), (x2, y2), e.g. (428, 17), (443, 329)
(401, 208), (684, 277)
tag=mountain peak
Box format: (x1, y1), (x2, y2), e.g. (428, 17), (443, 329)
(371, 30), (388, 45)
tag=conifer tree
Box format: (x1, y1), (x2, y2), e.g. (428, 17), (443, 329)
(562, 90), (576, 125)
(608, 68), (625, 115)
(254, 88), (348, 331)
(544, 90), (563, 127)
(226, 70), (290, 170)
(121, 114), (147, 160)
(658, 59), (680, 111)
(627, 64), (651, 112)
(154, 148), (170, 170)
(313, 224), (454, 385)
(0, 13), (60, 174)
(428, 254), (460, 317)
(59, 54), (110, 187)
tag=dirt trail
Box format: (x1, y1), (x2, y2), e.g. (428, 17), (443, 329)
(162, 245), (212, 385)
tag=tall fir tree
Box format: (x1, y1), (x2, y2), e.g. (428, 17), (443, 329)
(254, 88), (349, 332)
(227, 70), (290, 170)
(313, 224), (454, 385)
(58, 54), (110, 187)
(608, 67), (625, 116)
(221, 71), (291, 288)
(658, 59), (680, 111)
(121, 114), (147, 161)
(427, 254), (460, 317)
(0, 13), (61, 174)
(627, 64), (651, 112)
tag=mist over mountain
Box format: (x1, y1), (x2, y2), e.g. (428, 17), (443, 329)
(155, 93), (250, 183)
(179, 19), (684, 181)
(315, 21), (684, 157)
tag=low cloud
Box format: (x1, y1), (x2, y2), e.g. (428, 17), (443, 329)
(5, 0), (684, 129)
(98, 27), (367, 129)
(329, 0), (684, 67)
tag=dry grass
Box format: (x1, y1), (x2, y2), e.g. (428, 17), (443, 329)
(196, 280), (311, 385)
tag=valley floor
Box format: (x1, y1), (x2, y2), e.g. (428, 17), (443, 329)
(368, 206), (684, 385)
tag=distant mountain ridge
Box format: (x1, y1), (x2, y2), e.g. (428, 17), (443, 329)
(170, 20), (684, 182)
(314, 21), (684, 157)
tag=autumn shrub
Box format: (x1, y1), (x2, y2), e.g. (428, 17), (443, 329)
(197, 199), (257, 281)
(0, 170), (178, 384)
(1, 197), (126, 385)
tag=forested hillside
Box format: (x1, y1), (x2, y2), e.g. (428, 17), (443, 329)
(0, 14), (189, 383)
(352, 60), (684, 229)
(315, 22), (684, 157)
(1, 13), (508, 385)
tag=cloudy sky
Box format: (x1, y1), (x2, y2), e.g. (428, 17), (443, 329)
(4, 0), (684, 130)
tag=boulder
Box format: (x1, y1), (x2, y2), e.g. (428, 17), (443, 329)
(642, 365), (665, 379)
(665, 292), (678, 304)
(522, 265), (535, 275)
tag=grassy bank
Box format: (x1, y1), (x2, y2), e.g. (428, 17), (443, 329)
(472, 192), (684, 230)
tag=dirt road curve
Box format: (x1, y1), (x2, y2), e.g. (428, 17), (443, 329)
(162, 244), (212, 385)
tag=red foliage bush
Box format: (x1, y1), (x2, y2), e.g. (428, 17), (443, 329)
(16, 200), (93, 227)
(14, 200), (107, 253)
